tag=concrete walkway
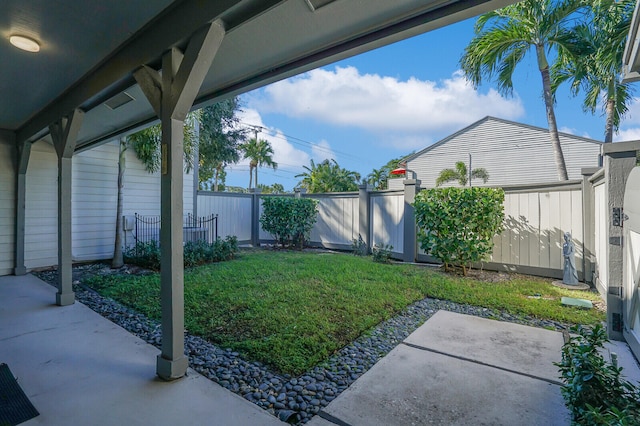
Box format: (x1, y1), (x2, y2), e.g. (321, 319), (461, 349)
(0, 274), (284, 426)
(310, 310), (572, 426)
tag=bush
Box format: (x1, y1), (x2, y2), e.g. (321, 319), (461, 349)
(351, 234), (367, 256)
(124, 236), (238, 270)
(372, 243), (393, 263)
(260, 197), (318, 249)
(555, 324), (640, 424)
(414, 187), (504, 275)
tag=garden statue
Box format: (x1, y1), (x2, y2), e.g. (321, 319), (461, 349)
(562, 232), (579, 285)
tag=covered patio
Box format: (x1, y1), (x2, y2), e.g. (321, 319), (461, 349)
(0, 0), (515, 381)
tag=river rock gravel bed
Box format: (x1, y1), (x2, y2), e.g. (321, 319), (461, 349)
(34, 262), (571, 424)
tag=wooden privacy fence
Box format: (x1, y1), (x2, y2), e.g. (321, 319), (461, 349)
(196, 180), (588, 281)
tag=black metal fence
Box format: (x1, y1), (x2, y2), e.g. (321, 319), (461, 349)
(133, 213), (218, 246)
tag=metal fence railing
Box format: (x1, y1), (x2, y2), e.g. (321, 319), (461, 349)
(133, 213), (218, 246)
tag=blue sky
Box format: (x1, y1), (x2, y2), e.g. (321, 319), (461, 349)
(222, 17), (640, 191)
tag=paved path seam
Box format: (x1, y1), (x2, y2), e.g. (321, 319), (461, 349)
(401, 341), (564, 386)
(318, 410), (353, 426)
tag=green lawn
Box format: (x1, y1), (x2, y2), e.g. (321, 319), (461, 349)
(85, 250), (604, 375)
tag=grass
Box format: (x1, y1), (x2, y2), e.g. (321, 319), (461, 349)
(85, 250), (605, 375)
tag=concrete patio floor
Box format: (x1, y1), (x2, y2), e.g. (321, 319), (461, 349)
(0, 274), (284, 426)
(2, 274), (639, 426)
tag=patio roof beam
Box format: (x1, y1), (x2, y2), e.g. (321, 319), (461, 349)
(50, 109), (84, 306)
(14, 137), (30, 276)
(134, 20), (225, 381)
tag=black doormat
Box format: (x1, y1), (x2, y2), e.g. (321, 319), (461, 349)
(0, 363), (39, 426)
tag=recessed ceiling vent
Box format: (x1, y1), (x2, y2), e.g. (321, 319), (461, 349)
(104, 91), (135, 110)
(305, 0), (339, 12)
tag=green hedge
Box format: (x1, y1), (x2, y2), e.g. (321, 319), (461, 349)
(260, 197), (318, 248)
(414, 187), (504, 275)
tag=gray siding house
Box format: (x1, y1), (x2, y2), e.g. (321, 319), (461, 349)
(389, 116), (603, 189)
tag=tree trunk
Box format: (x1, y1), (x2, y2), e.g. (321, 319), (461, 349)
(112, 137), (126, 268)
(536, 44), (569, 181)
(214, 166), (219, 192)
(249, 165), (253, 190)
(604, 78), (616, 143)
(255, 166), (259, 188)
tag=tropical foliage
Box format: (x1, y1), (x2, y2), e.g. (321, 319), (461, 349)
(461, 0), (585, 180)
(366, 156), (407, 190)
(258, 183), (286, 194)
(240, 137), (278, 190)
(198, 98), (247, 190)
(414, 187), (504, 275)
(436, 161), (489, 187)
(296, 159), (361, 193)
(552, 0), (634, 143)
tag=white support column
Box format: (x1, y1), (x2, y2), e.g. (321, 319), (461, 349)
(13, 137), (28, 276)
(134, 20), (225, 381)
(50, 109), (84, 306)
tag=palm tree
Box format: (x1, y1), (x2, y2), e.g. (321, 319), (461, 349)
(552, 0), (634, 143)
(296, 159), (360, 193)
(460, 0), (584, 181)
(240, 137), (277, 189)
(436, 161), (489, 187)
(367, 168), (387, 190)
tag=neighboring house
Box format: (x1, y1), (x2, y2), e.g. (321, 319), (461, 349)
(388, 116), (603, 189)
(0, 138), (194, 275)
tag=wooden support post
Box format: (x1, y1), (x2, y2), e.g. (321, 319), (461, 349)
(134, 20), (225, 381)
(49, 109), (84, 306)
(13, 136), (28, 276)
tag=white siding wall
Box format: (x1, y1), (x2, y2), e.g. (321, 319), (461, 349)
(491, 186), (584, 275)
(197, 192), (252, 242)
(310, 194), (359, 247)
(0, 139), (15, 275)
(22, 140), (194, 269)
(370, 191), (404, 253)
(397, 118), (602, 189)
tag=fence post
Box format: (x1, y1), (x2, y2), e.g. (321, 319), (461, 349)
(251, 188), (262, 247)
(403, 178), (421, 263)
(581, 167), (599, 286)
(294, 188), (306, 198)
(358, 184), (371, 253)
(603, 142), (638, 341)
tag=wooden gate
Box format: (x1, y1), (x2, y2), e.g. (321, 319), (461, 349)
(623, 167), (640, 359)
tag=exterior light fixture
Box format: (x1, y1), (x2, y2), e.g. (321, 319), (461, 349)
(9, 35), (40, 53)
(390, 168), (406, 175)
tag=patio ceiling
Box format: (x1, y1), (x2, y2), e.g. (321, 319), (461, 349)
(1, 0), (515, 151)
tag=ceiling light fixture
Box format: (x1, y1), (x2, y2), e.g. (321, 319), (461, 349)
(9, 35), (40, 53)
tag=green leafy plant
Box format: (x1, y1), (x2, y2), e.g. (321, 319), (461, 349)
(124, 236), (238, 270)
(414, 187), (504, 275)
(555, 324), (640, 424)
(372, 243), (393, 263)
(352, 234), (368, 256)
(260, 197), (318, 249)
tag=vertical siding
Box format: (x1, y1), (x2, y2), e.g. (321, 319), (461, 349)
(490, 186), (583, 275)
(197, 192), (252, 241)
(0, 140), (15, 275)
(408, 118), (601, 188)
(370, 191), (404, 253)
(310, 194), (359, 246)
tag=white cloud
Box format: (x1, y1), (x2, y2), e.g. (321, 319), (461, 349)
(622, 97), (640, 125)
(236, 108), (310, 169)
(249, 66), (524, 148)
(614, 127), (640, 142)
(311, 139), (336, 162)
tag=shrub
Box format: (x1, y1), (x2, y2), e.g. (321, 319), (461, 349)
(372, 243), (393, 263)
(414, 187), (504, 275)
(351, 234), (368, 256)
(555, 324), (640, 424)
(124, 236), (238, 270)
(260, 197), (318, 249)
